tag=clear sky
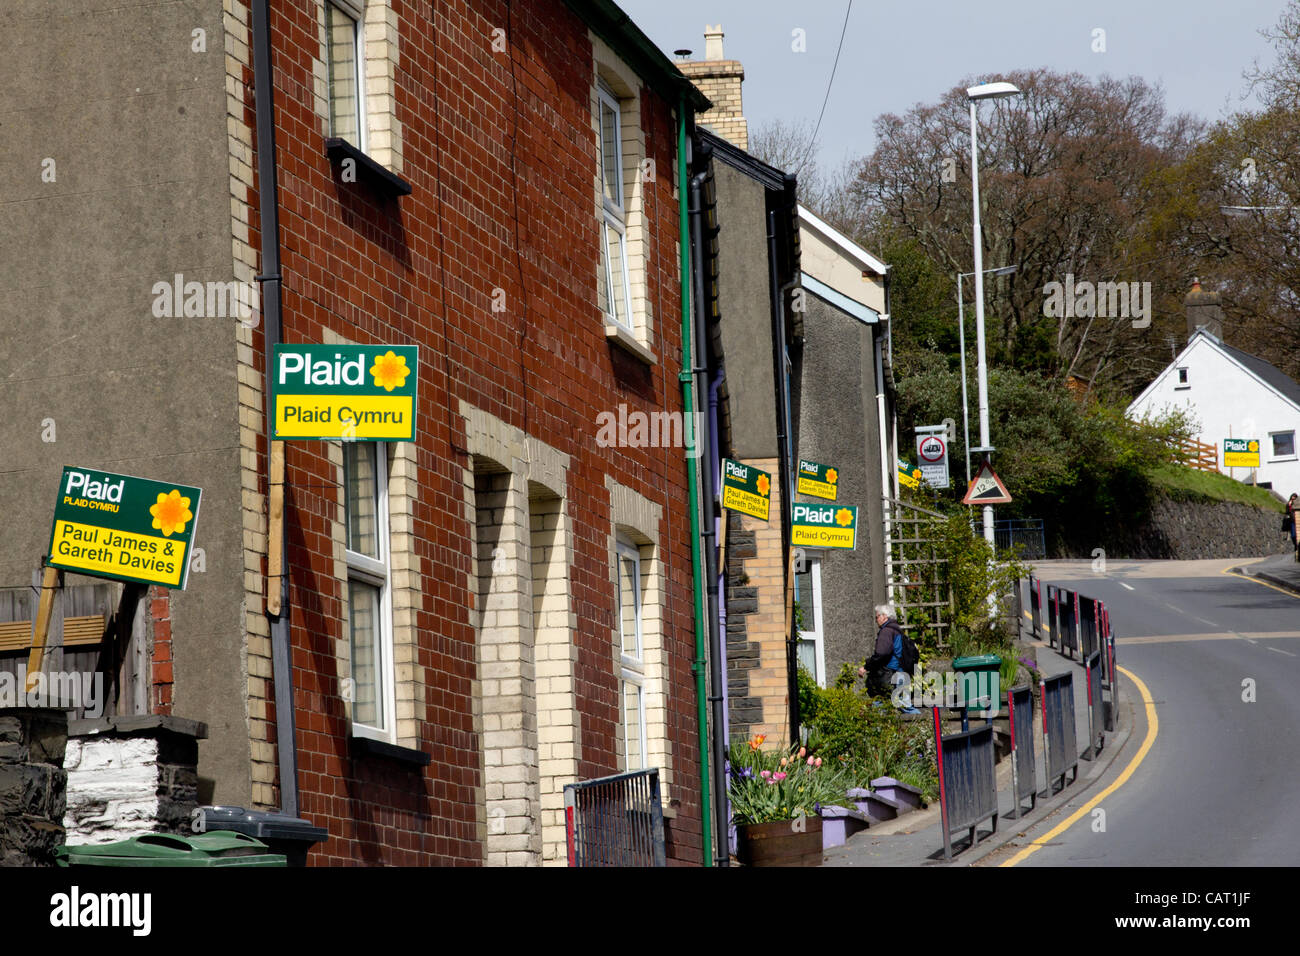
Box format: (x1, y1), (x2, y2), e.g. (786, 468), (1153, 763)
(618, 0), (1291, 170)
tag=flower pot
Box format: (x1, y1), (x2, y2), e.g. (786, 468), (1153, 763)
(735, 817), (823, 867)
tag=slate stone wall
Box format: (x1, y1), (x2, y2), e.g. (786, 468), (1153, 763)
(0, 709), (68, 866)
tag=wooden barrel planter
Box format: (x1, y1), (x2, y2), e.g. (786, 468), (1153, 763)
(735, 817), (823, 867)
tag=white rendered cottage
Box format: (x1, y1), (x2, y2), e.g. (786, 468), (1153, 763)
(1128, 283), (1300, 494)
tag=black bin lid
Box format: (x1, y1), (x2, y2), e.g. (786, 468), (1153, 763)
(197, 806), (329, 844)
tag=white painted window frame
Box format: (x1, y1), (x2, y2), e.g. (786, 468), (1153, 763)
(597, 83), (634, 333)
(797, 556), (827, 687)
(327, 0), (368, 153)
(616, 538), (648, 770)
(345, 440), (395, 743)
(1175, 367), (1190, 389)
(1269, 429), (1298, 462)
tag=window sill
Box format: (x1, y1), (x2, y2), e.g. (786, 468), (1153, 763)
(350, 734), (431, 766)
(605, 322), (657, 365)
(1174, 385), (1191, 391)
(325, 137), (412, 198)
(1269, 456), (1298, 463)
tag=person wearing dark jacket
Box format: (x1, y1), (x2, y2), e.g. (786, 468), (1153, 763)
(858, 603), (918, 712)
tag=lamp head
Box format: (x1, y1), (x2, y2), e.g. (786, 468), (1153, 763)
(967, 81), (1022, 101)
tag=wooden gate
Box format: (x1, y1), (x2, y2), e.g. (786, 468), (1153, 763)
(0, 573), (148, 718)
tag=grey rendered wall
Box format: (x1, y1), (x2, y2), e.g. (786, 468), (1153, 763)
(0, 3), (249, 803)
(794, 292), (887, 680)
(711, 163), (777, 458)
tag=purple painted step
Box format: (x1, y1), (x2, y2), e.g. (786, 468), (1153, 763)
(870, 776), (925, 812)
(847, 787), (904, 823)
(820, 805), (870, 849)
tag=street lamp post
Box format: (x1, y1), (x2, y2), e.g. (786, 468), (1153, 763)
(956, 264), (1017, 489)
(967, 81), (1022, 549)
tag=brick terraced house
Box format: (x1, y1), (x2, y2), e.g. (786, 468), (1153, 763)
(1, 0), (718, 865)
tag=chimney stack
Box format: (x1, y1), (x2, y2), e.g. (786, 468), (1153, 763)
(676, 25), (748, 150)
(1185, 278), (1224, 342)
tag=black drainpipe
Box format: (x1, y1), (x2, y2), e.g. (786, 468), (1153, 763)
(252, 0), (298, 818)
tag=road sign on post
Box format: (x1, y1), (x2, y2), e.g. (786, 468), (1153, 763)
(915, 428), (950, 490)
(962, 461), (1012, 505)
(48, 466), (203, 590)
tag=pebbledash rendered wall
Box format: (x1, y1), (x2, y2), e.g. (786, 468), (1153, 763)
(4, 1), (707, 865)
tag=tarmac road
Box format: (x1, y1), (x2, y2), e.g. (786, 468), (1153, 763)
(987, 558), (1300, 867)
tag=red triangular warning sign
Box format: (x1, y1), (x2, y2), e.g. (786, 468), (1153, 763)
(962, 461), (1012, 505)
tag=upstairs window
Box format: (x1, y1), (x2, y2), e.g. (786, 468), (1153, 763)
(1271, 431), (1296, 460)
(597, 83), (634, 333)
(327, 1), (365, 151)
(1176, 367), (1189, 388)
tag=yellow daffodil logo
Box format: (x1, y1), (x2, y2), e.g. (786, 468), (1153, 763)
(369, 351), (410, 392)
(756, 474), (771, 498)
(1248, 440), (1259, 452)
(150, 490), (193, 538)
(826, 468), (838, 485)
(835, 507), (853, 527)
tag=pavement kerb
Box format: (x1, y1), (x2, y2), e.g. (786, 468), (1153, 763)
(1238, 565), (1300, 596)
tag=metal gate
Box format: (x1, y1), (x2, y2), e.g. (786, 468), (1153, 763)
(564, 769), (665, 867)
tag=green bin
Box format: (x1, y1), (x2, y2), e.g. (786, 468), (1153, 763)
(57, 831), (287, 867)
(952, 654), (1002, 710)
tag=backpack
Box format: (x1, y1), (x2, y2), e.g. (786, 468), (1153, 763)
(897, 630), (919, 676)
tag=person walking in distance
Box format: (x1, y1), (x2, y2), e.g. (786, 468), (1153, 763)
(1287, 494), (1300, 561)
(859, 603), (919, 713)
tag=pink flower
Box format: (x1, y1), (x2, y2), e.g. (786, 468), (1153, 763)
(807, 756), (815, 766)
(814, 757), (823, 767)
(759, 770), (771, 779)
(798, 747), (807, 758)
(774, 772), (787, 781)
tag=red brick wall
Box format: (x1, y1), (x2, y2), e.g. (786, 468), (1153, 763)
(150, 586), (173, 716)
(238, 0), (703, 865)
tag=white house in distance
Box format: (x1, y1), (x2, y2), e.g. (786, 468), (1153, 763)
(1128, 282), (1300, 493)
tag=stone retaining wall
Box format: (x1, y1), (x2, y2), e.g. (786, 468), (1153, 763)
(1063, 494), (1288, 560)
(0, 708), (68, 866)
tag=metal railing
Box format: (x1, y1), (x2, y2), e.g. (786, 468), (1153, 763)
(932, 709), (998, 860)
(1083, 651), (1105, 760)
(564, 769), (665, 867)
(1040, 672), (1079, 795)
(1007, 684), (1037, 820)
(994, 518), (1047, 559)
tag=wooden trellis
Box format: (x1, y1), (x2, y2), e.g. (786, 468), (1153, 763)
(885, 498), (954, 646)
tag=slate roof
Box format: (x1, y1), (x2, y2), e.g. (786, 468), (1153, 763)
(1217, 337), (1300, 409)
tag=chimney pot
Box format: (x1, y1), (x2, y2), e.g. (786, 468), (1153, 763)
(704, 24), (725, 61)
